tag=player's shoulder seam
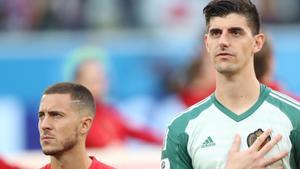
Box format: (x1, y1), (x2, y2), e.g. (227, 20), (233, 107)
(168, 97), (212, 127)
(180, 96), (211, 117)
(269, 90), (300, 110)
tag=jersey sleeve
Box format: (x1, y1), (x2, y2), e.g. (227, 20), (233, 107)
(161, 127), (193, 169)
(289, 129), (300, 169)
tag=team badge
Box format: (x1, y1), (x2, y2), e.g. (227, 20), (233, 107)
(247, 128), (271, 150)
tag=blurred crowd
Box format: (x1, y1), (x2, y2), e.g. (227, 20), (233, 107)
(0, 0), (300, 31)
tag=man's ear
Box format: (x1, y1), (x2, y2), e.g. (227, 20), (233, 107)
(79, 116), (93, 135)
(204, 34), (210, 53)
(253, 33), (265, 53)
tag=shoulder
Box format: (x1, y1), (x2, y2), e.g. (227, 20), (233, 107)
(266, 89), (300, 129)
(90, 156), (115, 169)
(167, 96), (213, 136)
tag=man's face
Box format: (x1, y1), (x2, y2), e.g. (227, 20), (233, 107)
(38, 94), (80, 156)
(205, 13), (263, 75)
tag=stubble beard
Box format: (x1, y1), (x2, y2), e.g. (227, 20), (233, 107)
(42, 130), (79, 156)
(215, 63), (237, 76)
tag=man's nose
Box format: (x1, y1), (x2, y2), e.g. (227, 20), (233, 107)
(218, 32), (230, 48)
(39, 116), (52, 131)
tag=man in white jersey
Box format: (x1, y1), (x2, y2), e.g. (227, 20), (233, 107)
(161, 0), (300, 169)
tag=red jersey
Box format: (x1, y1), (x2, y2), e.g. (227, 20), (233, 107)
(40, 156), (114, 169)
(179, 86), (215, 107)
(86, 101), (162, 148)
(0, 158), (19, 169)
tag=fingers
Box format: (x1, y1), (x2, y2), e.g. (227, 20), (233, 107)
(275, 167), (283, 169)
(262, 151), (288, 167)
(251, 129), (272, 151)
(229, 134), (241, 153)
(251, 129), (287, 166)
(258, 134), (282, 156)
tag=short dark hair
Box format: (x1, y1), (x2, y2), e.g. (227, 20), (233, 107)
(43, 82), (95, 116)
(203, 0), (260, 35)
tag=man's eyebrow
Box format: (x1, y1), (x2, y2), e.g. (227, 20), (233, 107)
(209, 28), (222, 32)
(228, 27), (244, 32)
(48, 111), (66, 116)
(38, 110), (65, 115)
(49, 110), (64, 113)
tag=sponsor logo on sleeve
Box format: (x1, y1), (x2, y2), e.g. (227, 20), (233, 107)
(161, 158), (170, 169)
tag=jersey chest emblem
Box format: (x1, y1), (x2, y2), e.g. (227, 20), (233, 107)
(247, 128), (271, 150)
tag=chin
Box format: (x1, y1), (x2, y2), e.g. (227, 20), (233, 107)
(42, 146), (63, 156)
(216, 68), (234, 75)
(42, 149), (55, 155)
(216, 65), (237, 74)
(218, 70), (235, 75)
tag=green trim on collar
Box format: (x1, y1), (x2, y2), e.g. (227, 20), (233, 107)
(211, 84), (270, 122)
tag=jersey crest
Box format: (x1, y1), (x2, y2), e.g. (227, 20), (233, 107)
(247, 128), (271, 150)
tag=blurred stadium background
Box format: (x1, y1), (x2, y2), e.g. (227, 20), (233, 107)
(0, 0), (299, 168)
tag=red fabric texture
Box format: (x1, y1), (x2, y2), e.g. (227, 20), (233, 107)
(40, 156), (114, 169)
(179, 86), (215, 107)
(0, 158), (19, 169)
(86, 101), (162, 148)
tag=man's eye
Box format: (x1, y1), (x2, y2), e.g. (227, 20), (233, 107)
(231, 30), (242, 36)
(54, 114), (61, 117)
(210, 31), (221, 37)
(51, 113), (63, 118)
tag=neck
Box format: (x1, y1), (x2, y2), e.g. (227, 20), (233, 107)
(50, 142), (92, 169)
(215, 69), (260, 115)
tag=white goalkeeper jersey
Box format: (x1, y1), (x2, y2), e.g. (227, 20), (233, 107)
(161, 84), (300, 169)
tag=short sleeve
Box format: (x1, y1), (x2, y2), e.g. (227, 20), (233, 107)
(161, 127), (193, 169)
(289, 129), (300, 169)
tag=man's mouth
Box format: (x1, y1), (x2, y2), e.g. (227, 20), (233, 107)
(217, 52), (233, 56)
(216, 52), (234, 59)
(41, 135), (55, 140)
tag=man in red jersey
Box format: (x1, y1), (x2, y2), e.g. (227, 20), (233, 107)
(64, 47), (162, 147)
(38, 82), (114, 169)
